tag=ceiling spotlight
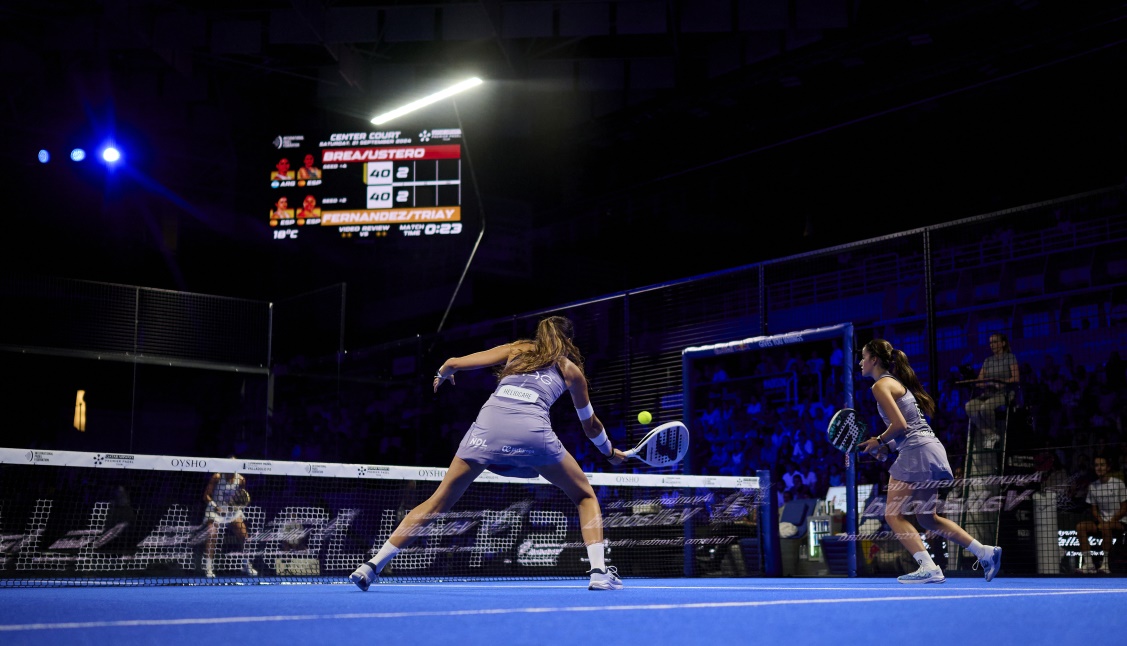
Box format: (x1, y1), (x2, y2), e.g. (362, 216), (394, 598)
(371, 77), (483, 125)
(102, 147), (121, 163)
(38, 150), (50, 163)
(70, 148), (86, 162)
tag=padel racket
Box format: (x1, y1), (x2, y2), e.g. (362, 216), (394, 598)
(621, 421), (690, 467)
(827, 408), (869, 454)
(827, 408), (886, 462)
(232, 488), (250, 508)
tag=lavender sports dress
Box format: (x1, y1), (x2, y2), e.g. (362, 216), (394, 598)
(454, 365), (569, 478)
(877, 375), (954, 483)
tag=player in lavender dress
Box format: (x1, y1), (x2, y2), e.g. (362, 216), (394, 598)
(350, 316), (626, 591)
(856, 339), (1003, 584)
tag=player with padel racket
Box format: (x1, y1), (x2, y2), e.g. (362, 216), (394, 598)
(350, 316), (626, 592)
(852, 339), (1002, 584)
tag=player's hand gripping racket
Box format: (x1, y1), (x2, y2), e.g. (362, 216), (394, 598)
(827, 408), (886, 462)
(621, 421), (690, 467)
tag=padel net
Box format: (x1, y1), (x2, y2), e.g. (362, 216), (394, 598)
(0, 448), (767, 586)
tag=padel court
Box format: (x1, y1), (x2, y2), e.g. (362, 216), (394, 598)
(2, 577), (1125, 646)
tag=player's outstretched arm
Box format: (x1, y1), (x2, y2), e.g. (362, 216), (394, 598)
(434, 343), (528, 391)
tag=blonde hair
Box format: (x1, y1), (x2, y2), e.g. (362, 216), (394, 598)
(498, 316), (585, 379)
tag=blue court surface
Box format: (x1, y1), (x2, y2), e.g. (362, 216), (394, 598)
(2, 577), (1126, 646)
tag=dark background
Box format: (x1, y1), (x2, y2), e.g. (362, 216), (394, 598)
(4, 0), (1125, 345)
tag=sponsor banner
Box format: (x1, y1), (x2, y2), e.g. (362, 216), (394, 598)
(238, 460), (279, 475)
(409, 467), (450, 482)
(267, 461), (344, 477)
(586, 473), (755, 489)
(475, 470), (550, 485)
(733, 477), (761, 489)
(164, 456), (218, 472)
(352, 464), (393, 479)
(82, 453), (159, 470)
(1, 448), (90, 467)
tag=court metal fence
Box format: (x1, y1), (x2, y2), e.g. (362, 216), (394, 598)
(2, 182), (1125, 577)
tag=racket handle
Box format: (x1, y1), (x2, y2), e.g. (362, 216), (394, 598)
(622, 449), (638, 458)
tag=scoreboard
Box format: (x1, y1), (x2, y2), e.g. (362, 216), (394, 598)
(267, 126), (467, 242)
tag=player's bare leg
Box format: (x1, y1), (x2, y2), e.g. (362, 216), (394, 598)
(350, 457), (486, 590)
(537, 454), (622, 590)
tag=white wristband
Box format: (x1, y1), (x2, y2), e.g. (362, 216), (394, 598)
(576, 402), (594, 421)
(589, 429), (613, 456)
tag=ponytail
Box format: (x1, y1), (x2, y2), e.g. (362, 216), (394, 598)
(864, 339), (936, 417)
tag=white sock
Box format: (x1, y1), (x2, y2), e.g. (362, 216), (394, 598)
(370, 541), (401, 574)
(913, 551), (937, 570)
(968, 540), (991, 561)
(587, 541), (606, 571)
(203, 557), (213, 570)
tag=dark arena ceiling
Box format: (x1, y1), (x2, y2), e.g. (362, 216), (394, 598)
(3, 1), (1126, 338)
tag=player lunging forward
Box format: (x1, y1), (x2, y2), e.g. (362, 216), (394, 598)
(350, 316), (626, 591)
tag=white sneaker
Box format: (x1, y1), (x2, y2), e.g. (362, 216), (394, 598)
(1079, 559), (1097, 574)
(897, 566), (945, 584)
(975, 546), (1002, 582)
(204, 568), (216, 578)
(1098, 562), (1111, 574)
(242, 564), (258, 576)
(587, 566), (623, 590)
(349, 563), (378, 591)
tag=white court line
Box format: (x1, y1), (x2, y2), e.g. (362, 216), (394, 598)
(2, 589), (1126, 632)
(380, 583), (1126, 592)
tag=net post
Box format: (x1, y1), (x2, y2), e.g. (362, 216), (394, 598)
(845, 454), (858, 577)
(758, 468), (781, 576)
(843, 323), (857, 577)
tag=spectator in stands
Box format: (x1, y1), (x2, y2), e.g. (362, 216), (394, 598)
(826, 462), (844, 488)
(828, 340), (845, 391)
(855, 339), (1002, 584)
(791, 428), (815, 463)
(781, 461), (803, 493)
(1076, 455), (1127, 574)
(964, 333), (1020, 449)
(349, 316), (626, 592)
(201, 457), (257, 578)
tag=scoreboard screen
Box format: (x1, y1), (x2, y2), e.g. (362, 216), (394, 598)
(266, 125), (468, 243)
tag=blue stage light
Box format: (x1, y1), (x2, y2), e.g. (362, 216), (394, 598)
(102, 147), (121, 163)
(70, 148), (86, 162)
(38, 150), (50, 163)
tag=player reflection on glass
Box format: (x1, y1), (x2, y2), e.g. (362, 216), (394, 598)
(271, 157), (294, 180)
(296, 153), (321, 180)
(297, 194), (319, 220)
(349, 316), (627, 592)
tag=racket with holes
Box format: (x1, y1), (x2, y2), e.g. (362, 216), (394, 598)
(621, 421), (690, 467)
(827, 408), (887, 462)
